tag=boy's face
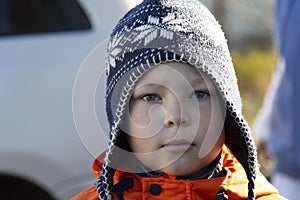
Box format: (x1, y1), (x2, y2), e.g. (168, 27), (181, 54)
(122, 62), (225, 177)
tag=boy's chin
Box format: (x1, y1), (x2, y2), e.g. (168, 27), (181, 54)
(133, 145), (223, 176)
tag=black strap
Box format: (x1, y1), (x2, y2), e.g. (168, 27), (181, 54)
(214, 188), (228, 200)
(113, 177), (134, 200)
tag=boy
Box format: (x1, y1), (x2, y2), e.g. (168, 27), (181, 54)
(73, 0), (285, 199)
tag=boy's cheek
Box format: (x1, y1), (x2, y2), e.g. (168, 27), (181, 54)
(122, 105), (165, 136)
(129, 110), (152, 127)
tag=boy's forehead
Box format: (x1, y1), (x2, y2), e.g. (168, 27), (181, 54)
(136, 62), (210, 87)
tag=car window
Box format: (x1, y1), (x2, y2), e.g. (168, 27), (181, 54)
(0, 0), (91, 36)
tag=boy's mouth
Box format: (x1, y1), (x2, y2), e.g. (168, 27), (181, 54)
(162, 140), (195, 153)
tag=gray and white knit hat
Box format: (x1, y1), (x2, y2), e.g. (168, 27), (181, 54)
(97, 0), (258, 199)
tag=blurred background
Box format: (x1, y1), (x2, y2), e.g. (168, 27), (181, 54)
(0, 0), (277, 199)
(201, 0), (276, 126)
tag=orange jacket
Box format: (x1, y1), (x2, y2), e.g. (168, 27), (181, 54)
(72, 146), (285, 200)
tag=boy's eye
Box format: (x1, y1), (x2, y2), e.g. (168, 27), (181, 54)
(142, 94), (161, 102)
(194, 91), (210, 99)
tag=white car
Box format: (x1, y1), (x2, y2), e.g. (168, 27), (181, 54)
(0, 0), (141, 199)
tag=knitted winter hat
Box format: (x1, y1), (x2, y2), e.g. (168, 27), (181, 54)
(97, 0), (258, 199)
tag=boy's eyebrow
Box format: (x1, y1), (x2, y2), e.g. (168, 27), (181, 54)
(135, 83), (163, 89)
(133, 83), (164, 94)
(188, 77), (208, 87)
(136, 77), (210, 90)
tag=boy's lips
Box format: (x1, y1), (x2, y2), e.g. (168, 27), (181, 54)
(162, 140), (194, 153)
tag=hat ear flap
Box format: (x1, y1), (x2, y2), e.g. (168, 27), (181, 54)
(224, 105), (257, 199)
(225, 112), (249, 168)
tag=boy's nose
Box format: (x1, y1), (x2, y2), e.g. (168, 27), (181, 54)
(164, 98), (190, 127)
